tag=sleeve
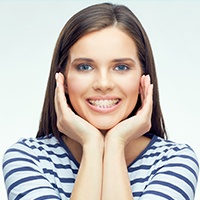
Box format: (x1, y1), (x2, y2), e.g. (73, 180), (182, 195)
(140, 145), (199, 200)
(2, 141), (61, 200)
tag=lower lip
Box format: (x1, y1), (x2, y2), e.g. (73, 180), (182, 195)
(86, 100), (121, 113)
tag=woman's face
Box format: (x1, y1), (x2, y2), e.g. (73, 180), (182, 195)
(65, 27), (142, 131)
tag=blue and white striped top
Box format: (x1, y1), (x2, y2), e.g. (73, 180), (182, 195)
(2, 134), (199, 200)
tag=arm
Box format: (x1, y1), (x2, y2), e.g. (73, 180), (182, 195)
(3, 142), (61, 200)
(102, 75), (153, 200)
(70, 141), (103, 200)
(102, 138), (133, 200)
(140, 145), (199, 200)
(55, 73), (104, 200)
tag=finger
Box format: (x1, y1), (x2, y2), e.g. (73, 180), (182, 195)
(55, 72), (65, 92)
(141, 83), (153, 117)
(142, 75), (151, 104)
(144, 75), (151, 97)
(139, 75), (145, 105)
(140, 75), (150, 107)
(138, 75), (153, 116)
(54, 73), (68, 116)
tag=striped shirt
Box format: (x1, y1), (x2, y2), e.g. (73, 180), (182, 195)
(2, 134), (199, 200)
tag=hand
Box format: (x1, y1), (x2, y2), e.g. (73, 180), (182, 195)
(54, 72), (103, 146)
(105, 75), (153, 146)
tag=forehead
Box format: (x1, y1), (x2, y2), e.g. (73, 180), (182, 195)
(68, 27), (138, 61)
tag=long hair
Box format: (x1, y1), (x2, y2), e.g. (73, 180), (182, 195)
(37, 3), (167, 139)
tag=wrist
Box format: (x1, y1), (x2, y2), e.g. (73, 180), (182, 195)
(83, 135), (104, 154)
(81, 129), (103, 144)
(105, 135), (125, 152)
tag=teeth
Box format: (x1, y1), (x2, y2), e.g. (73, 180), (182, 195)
(89, 99), (119, 108)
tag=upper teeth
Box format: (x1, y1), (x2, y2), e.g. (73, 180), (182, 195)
(89, 99), (119, 108)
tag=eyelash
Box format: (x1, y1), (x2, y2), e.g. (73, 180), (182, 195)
(75, 63), (130, 72)
(76, 64), (93, 71)
(114, 64), (130, 71)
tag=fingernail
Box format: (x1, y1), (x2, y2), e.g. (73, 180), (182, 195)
(147, 74), (151, 82)
(55, 73), (59, 80)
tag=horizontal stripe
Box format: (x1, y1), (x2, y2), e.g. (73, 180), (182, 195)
(157, 170), (195, 193)
(5, 148), (39, 162)
(2, 157), (35, 169)
(7, 175), (46, 195)
(15, 186), (59, 200)
(143, 190), (174, 200)
(164, 163), (198, 181)
(51, 183), (71, 198)
(4, 166), (41, 181)
(43, 168), (75, 183)
(2, 134), (198, 200)
(150, 180), (189, 199)
(35, 195), (60, 200)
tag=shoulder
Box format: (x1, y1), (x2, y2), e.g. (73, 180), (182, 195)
(146, 136), (199, 172)
(2, 135), (77, 199)
(131, 135), (199, 171)
(2, 134), (66, 168)
(150, 136), (199, 195)
(130, 136), (199, 199)
(4, 134), (61, 155)
(130, 135), (199, 185)
(152, 136), (199, 166)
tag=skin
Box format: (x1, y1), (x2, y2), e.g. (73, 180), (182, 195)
(54, 27), (153, 200)
(65, 27), (142, 131)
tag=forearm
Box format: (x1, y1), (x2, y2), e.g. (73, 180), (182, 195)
(102, 139), (133, 200)
(70, 141), (103, 200)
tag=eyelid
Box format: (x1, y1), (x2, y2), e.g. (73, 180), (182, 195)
(114, 63), (130, 71)
(76, 63), (93, 71)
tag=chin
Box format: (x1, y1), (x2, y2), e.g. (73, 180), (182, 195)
(91, 121), (118, 131)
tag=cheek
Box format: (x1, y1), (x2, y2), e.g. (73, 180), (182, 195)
(66, 77), (83, 114)
(67, 74), (84, 95)
(66, 75), (89, 110)
(127, 87), (140, 109)
(124, 78), (140, 97)
(123, 78), (141, 111)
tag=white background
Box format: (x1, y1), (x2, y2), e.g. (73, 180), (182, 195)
(0, 0), (199, 199)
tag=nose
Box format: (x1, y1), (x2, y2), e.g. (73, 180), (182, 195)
(92, 70), (115, 92)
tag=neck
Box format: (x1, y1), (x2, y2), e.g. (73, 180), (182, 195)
(124, 136), (151, 166)
(62, 135), (83, 163)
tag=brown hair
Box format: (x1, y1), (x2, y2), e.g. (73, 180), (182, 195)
(37, 3), (167, 139)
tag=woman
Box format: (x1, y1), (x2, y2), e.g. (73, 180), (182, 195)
(3, 3), (199, 200)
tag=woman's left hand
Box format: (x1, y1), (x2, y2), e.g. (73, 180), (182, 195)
(105, 75), (153, 147)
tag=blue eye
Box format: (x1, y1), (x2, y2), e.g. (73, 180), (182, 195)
(115, 64), (129, 71)
(77, 64), (92, 71)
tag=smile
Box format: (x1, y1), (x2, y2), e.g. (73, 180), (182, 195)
(88, 99), (120, 108)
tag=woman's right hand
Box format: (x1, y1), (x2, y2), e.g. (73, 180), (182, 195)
(54, 72), (103, 146)
(55, 73), (104, 200)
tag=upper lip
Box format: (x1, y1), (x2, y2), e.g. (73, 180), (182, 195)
(87, 95), (121, 101)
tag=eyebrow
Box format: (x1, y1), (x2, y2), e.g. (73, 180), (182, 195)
(71, 57), (136, 64)
(71, 58), (94, 64)
(111, 58), (136, 64)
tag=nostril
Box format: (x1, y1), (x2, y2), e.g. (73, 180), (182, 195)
(92, 75), (115, 91)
